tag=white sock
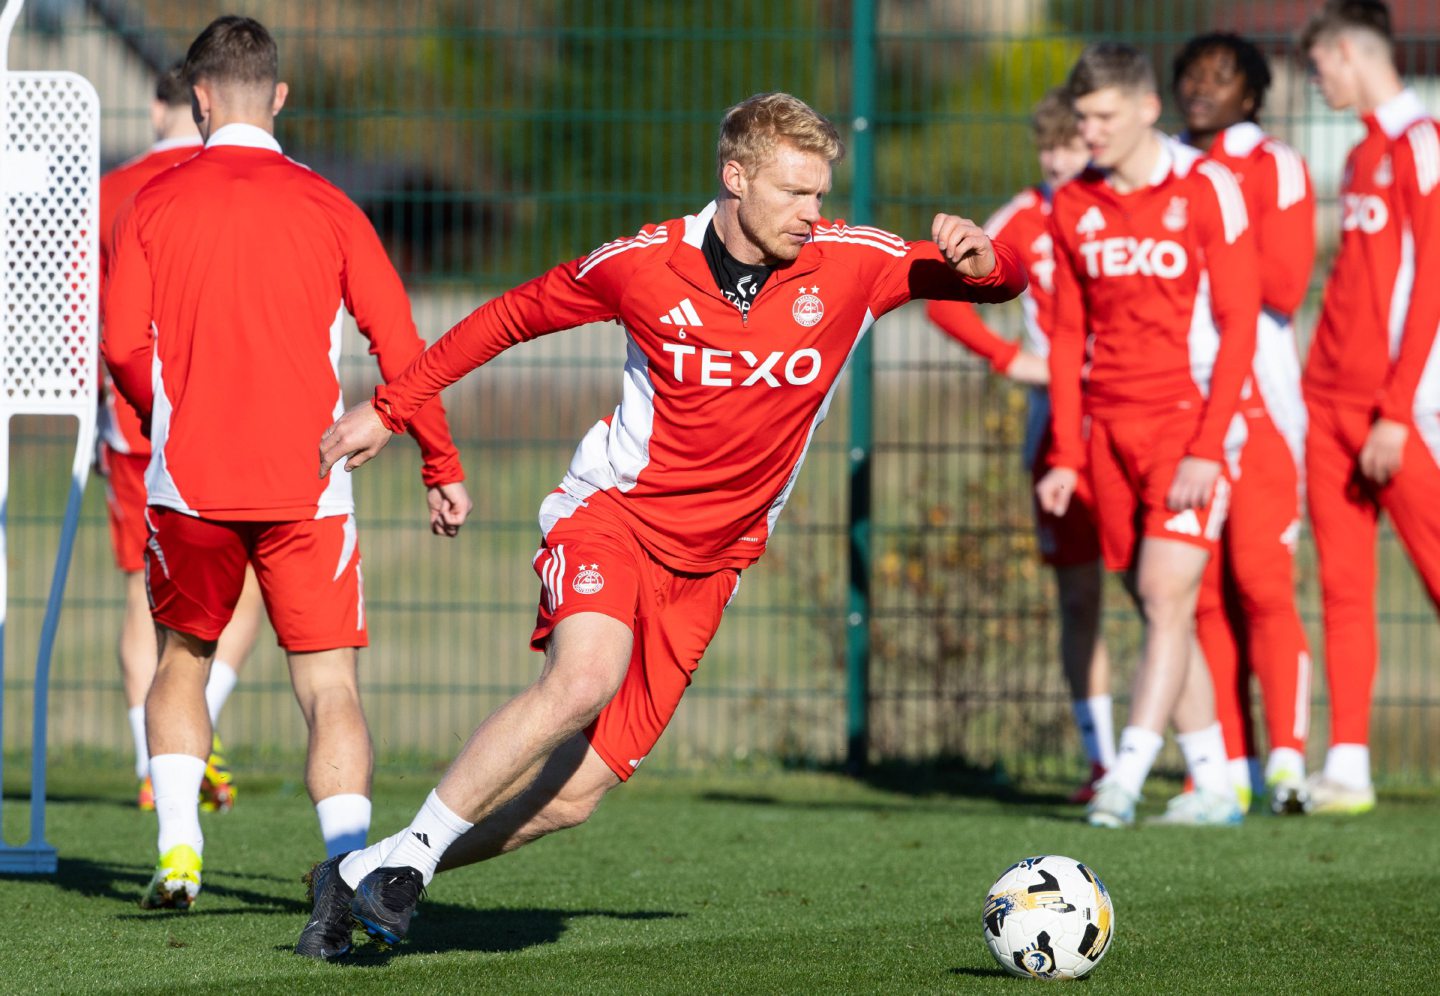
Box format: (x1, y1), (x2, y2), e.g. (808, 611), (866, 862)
(1266, 746), (1306, 783)
(338, 829), (408, 890)
(1324, 743), (1371, 790)
(1177, 723), (1231, 797)
(151, 753), (207, 856)
(205, 660), (239, 727)
(1226, 757), (1253, 798)
(379, 789), (475, 886)
(316, 793), (372, 859)
(1108, 726), (1164, 798)
(128, 705), (149, 779)
(1072, 695), (1116, 768)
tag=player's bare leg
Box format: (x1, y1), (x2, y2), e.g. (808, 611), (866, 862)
(199, 566), (263, 812)
(140, 625), (216, 908)
(313, 612), (631, 949)
(1055, 560), (1113, 800)
(1090, 538), (1233, 826)
(290, 647), (374, 856)
(119, 571), (159, 805)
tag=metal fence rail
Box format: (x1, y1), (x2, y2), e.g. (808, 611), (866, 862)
(4, 0), (1438, 785)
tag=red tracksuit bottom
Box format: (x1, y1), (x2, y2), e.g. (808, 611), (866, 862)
(1305, 395), (1440, 747)
(1195, 405), (1311, 761)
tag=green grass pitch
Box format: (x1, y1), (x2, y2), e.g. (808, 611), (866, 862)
(1, 763), (1436, 994)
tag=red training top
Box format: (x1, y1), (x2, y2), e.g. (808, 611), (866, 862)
(98, 137), (203, 456)
(1305, 88), (1440, 421)
(1047, 135), (1260, 470)
(372, 202), (1026, 572)
(103, 123), (463, 520)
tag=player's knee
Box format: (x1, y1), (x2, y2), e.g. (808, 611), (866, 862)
(540, 662), (624, 728)
(543, 786), (606, 833)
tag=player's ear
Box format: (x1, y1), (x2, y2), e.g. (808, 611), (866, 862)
(721, 159), (747, 199)
(271, 81), (289, 117)
(1139, 90), (1162, 128)
(190, 81), (211, 132)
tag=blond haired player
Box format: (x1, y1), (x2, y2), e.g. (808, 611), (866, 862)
(293, 91), (1026, 958)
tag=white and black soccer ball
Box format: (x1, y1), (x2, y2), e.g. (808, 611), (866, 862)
(981, 855), (1114, 980)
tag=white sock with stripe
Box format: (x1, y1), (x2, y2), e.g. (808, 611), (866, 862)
(1177, 723), (1231, 797)
(1108, 726), (1163, 798)
(379, 789), (475, 886)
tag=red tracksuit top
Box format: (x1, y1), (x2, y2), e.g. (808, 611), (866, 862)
(1047, 136), (1261, 471)
(1304, 88), (1440, 421)
(372, 201), (1026, 572)
(925, 186), (1053, 370)
(103, 124), (464, 521)
(98, 138), (203, 456)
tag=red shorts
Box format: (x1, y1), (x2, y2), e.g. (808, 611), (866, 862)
(145, 507), (367, 652)
(1030, 428), (1101, 567)
(530, 494), (741, 781)
(101, 445), (149, 572)
(1087, 407), (1231, 571)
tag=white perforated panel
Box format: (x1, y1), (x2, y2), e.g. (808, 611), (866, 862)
(2, 72), (99, 416)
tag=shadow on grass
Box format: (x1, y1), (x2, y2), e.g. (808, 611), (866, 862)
(949, 966), (1012, 978)
(699, 757), (1074, 812)
(2, 856), (312, 914)
(281, 905), (685, 961)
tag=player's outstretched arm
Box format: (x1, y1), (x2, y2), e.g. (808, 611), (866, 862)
(319, 401), (392, 478)
(427, 481), (473, 537)
(932, 213), (997, 278)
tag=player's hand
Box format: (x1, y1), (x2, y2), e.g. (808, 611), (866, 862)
(319, 401), (393, 478)
(1359, 417), (1407, 486)
(1166, 457), (1222, 511)
(427, 481), (473, 537)
(1003, 350), (1049, 386)
(932, 213), (996, 279)
(1036, 466), (1078, 517)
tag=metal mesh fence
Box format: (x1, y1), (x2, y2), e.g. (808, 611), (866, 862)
(5, 0), (1439, 784)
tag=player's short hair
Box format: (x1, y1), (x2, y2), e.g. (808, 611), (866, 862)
(1172, 32), (1272, 122)
(1299, 0), (1393, 52)
(1066, 42), (1158, 99)
(716, 92), (845, 180)
(1031, 87), (1079, 150)
(154, 61), (190, 108)
(184, 15), (279, 89)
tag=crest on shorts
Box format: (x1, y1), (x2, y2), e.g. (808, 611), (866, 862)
(792, 286), (824, 327)
(572, 563), (605, 595)
(1163, 196), (1188, 231)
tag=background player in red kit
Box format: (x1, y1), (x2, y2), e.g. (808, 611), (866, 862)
(1174, 32), (1316, 815)
(98, 63), (264, 814)
(1038, 44), (1260, 828)
(927, 88), (1114, 803)
(103, 17), (471, 909)
(1301, 1), (1440, 814)
(293, 92), (1026, 959)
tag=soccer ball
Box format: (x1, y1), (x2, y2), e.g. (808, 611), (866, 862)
(981, 855), (1114, 980)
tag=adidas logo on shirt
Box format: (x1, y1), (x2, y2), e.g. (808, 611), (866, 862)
(658, 298), (703, 327)
(1076, 205), (1107, 237)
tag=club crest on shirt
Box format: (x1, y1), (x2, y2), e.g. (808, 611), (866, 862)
(792, 285), (824, 327)
(1374, 155), (1393, 188)
(1163, 196), (1188, 231)
(572, 563), (605, 595)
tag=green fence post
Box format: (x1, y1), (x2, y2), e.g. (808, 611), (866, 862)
(846, 0), (876, 774)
